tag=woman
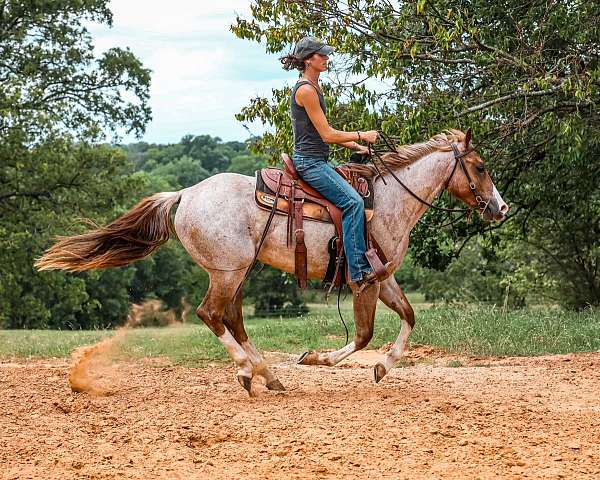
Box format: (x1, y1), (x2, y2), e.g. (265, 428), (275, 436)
(280, 36), (389, 291)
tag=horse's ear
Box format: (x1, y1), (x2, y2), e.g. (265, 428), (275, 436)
(465, 127), (472, 148)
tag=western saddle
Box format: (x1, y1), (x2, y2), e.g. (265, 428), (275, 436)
(255, 154), (388, 289)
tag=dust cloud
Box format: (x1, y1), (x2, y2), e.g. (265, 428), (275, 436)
(68, 300), (189, 395)
(68, 328), (127, 396)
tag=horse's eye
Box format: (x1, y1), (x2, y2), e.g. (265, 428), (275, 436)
(476, 165), (486, 173)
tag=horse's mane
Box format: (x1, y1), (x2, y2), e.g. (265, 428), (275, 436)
(346, 129), (466, 178)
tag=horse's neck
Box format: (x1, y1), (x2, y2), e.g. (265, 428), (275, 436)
(371, 150), (452, 261)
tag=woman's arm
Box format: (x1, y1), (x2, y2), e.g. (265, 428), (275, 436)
(339, 141), (372, 156)
(339, 141), (361, 150)
(296, 85), (378, 145)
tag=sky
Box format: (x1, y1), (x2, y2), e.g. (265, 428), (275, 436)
(87, 0), (293, 144)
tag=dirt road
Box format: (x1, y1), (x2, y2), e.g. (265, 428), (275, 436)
(1, 347), (599, 479)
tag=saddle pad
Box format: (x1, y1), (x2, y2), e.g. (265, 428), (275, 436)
(255, 170), (374, 223)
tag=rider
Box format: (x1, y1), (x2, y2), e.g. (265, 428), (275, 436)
(280, 36), (390, 291)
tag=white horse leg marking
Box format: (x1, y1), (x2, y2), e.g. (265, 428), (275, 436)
(375, 277), (415, 382)
(298, 342), (357, 366)
(241, 340), (277, 382)
(218, 329), (253, 378)
(299, 283), (378, 367)
(382, 319), (413, 371)
(324, 341), (358, 366)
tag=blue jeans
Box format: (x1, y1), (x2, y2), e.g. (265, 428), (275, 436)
(293, 153), (372, 282)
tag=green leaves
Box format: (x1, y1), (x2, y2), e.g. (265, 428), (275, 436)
(231, 0), (600, 307)
(0, 1), (152, 328)
(0, 0), (150, 142)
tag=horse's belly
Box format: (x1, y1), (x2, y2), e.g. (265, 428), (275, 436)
(258, 213), (336, 280)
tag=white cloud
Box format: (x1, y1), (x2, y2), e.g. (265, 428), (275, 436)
(88, 1), (395, 144)
(88, 0), (290, 144)
(102, 0), (252, 36)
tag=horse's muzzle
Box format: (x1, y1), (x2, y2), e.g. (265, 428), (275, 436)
(483, 194), (509, 222)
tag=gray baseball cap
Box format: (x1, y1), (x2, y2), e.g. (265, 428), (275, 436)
(293, 36), (335, 59)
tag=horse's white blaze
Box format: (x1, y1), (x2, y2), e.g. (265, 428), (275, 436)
(383, 320), (412, 372)
(493, 185), (509, 214)
(218, 329), (252, 377)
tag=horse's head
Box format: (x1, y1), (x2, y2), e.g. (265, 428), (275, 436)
(446, 128), (509, 222)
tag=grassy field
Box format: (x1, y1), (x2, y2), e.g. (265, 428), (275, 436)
(1, 298), (599, 365)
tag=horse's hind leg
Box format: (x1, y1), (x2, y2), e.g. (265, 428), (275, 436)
(222, 290), (286, 391)
(373, 276), (415, 383)
(196, 271), (255, 394)
(298, 282), (380, 366)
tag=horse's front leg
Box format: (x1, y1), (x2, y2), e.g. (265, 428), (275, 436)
(298, 282), (379, 366)
(373, 276), (415, 383)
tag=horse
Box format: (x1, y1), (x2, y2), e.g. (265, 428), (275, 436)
(35, 128), (509, 394)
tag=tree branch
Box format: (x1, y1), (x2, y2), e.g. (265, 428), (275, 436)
(460, 81), (566, 115)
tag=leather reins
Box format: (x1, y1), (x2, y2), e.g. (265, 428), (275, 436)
(368, 131), (491, 217)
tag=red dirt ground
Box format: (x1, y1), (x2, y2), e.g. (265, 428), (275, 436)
(1, 347), (600, 479)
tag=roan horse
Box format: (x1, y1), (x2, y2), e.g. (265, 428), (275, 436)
(36, 129), (509, 394)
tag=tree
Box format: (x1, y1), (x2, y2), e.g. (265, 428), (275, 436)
(227, 153), (268, 176)
(502, 138), (600, 309)
(0, 1), (151, 328)
(232, 0), (600, 307)
(0, 142), (145, 328)
(244, 266), (309, 317)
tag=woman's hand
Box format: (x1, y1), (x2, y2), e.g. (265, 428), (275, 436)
(354, 144), (371, 156)
(361, 130), (379, 144)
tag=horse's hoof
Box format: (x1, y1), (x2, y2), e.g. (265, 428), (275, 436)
(373, 363), (387, 384)
(237, 374), (253, 394)
(297, 351), (312, 365)
(266, 379), (286, 391)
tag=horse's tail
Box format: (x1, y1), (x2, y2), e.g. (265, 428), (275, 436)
(35, 191), (182, 272)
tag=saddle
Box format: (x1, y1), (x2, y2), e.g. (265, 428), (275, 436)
(255, 154), (387, 289)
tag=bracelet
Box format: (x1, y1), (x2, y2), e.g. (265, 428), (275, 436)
(357, 131), (361, 142)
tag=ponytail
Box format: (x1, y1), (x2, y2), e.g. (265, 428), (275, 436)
(280, 53), (306, 72)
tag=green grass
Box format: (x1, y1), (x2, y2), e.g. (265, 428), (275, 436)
(1, 303), (599, 365)
(446, 360), (463, 368)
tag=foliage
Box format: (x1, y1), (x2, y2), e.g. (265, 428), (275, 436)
(0, 140), (146, 329)
(0, 2), (286, 329)
(232, 0), (600, 307)
(0, 0), (151, 141)
(501, 137), (600, 309)
(401, 241), (526, 308)
(0, 1), (152, 328)
(244, 265), (309, 317)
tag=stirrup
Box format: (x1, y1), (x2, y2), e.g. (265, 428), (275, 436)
(352, 261), (393, 296)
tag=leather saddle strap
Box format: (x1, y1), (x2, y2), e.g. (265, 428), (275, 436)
(365, 248), (387, 280)
(369, 233), (388, 264)
(327, 237), (345, 296)
(294, 195), (307, 288)
(287, 182), (295, 247)
(327, 206), (344, 246)
(234, 172), (283, 299)
(364, 224), (388, 281)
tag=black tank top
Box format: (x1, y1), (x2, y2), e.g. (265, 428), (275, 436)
(290, 80), (330, 158)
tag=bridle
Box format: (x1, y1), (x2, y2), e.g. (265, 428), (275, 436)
(368, 131), (491, 217)
(450, 143), (491, 213)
